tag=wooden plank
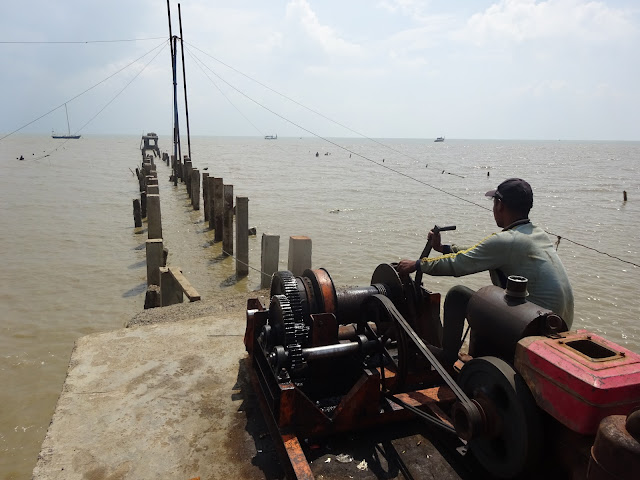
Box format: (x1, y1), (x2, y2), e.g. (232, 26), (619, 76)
(168, 267), (201, 302)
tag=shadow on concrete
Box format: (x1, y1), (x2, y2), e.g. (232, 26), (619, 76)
(232, 358), (286, 480)
(122, 283), (147, 298)
(133, 243), (146, 251)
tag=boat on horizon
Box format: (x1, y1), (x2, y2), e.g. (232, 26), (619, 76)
(434, 136), (445, 142)
(264, 134), (277, 140)
(52, 103), (81, 139)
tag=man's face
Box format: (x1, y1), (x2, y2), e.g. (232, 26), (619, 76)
(493, 198), (504, 228)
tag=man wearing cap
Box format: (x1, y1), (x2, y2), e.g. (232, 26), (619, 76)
(397, 178), (574, 366)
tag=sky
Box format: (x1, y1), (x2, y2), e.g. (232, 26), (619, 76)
(1, 0), (639, 141)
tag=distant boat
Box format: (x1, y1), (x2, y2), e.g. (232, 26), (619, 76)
(52, 103), (81, 139)
(434, 136), (445, 142)
(264, 134), (277, 140)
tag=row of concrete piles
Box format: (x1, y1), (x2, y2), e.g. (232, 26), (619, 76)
(169, 151), (313, 289)
(134, 153), (201, 309)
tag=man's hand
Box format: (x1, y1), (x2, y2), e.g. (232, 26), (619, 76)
(397, 259), (418, 275)
(428, 229), (443, 253)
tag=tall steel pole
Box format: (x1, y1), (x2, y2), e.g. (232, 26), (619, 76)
(178, 3), (192, 162)
(173, 35), (182, 167)
(166, 0), (178, 172)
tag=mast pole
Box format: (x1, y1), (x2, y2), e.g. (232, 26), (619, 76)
(173, 35), (182, 165)
(65, 103), (71, 135)
(166, 0), (179, 173)
(178, 3), (192, 162)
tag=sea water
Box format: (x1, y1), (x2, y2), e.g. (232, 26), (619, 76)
(0, 135), (638, 478)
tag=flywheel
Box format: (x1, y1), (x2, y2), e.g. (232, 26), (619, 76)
(457, 356), (542, 479)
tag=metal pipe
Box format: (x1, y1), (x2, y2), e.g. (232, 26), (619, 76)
(335, 286), (381, 323)
(302, 342), (361, 361)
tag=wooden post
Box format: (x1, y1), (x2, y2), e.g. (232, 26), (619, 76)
(223, 184), (234, 255)
(236, 196), (249, 276)
(146, 184), (159, 195)
(213, 178), (224, 241)
(288, 236), (312, 276)
(146, 238), (164, 286)
(191, 168), (200, 210)
(261, 234), (280, 289)
(133, 199), (142, 227)
(202, 172), (209, 221)
(624, 190), (628, 202)
(147, 194), (162, 239)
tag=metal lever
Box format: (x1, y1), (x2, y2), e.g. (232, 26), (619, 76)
(415, 224), (456, 286)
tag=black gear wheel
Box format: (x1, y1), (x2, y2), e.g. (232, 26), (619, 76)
(268, 294), (306, 376)
(270, 271), (305, 336)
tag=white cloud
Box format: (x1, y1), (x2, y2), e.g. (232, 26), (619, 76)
(465, 0), (637, 46)
(285, 0), (362, 57)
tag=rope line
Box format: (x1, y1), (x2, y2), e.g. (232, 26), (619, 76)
(546, 232), (640, 268)
(31, 41), (168, 162)
(184, 45), (638, 270)
(222, 249), (270, 277)
(0, 39), (167, 142)
(0, 38), (166, 44)
(185, 41), (465, 177)
(183, 45), (490, 212)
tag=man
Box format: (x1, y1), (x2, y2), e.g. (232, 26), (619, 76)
(397, 178), (574, 365)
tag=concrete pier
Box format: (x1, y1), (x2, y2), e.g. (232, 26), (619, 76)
(132, 199), (142, 228)
(207, 176), (215, 230)
(191, 168), (200, 210)
(32, 304), (273, 480)
(202, 172), (209, 221)
(213, 178), (224, 241)
(223, 184), (234, 255)
(146, 238), (163, 286)
(260, 234), (280, 288)
(236, 196), (249, 276)
(146, 194), (162, 239)
(288, 235), (312, 276)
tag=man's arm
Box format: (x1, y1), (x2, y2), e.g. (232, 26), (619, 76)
(419, 233), (505, 277)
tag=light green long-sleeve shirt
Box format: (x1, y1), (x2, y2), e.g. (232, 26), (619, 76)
(419, 220), (574, 327)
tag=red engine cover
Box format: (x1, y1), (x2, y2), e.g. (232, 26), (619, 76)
(515, 330), (640, 435)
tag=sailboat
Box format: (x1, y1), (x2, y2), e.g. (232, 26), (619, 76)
(52, 104), (81, 139)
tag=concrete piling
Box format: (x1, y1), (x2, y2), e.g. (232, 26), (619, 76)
(213, 178), (224, 241)
(223, 184), (234, 255)
(160, 267), (183, 306)
(184, 159), (192, 193)
(140, 191), (147, 218)
(207, 177), (216, 230)
(147, 194), (162, 239)
(236, 196), (249, 276)
(191, 168), (200, 210)
(146, 238), (164, 287)
(288, 235), (312, 276)
(133, 199), (142, 228)
(202, 172), (209, 221)
(261, 234), (280, 288)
